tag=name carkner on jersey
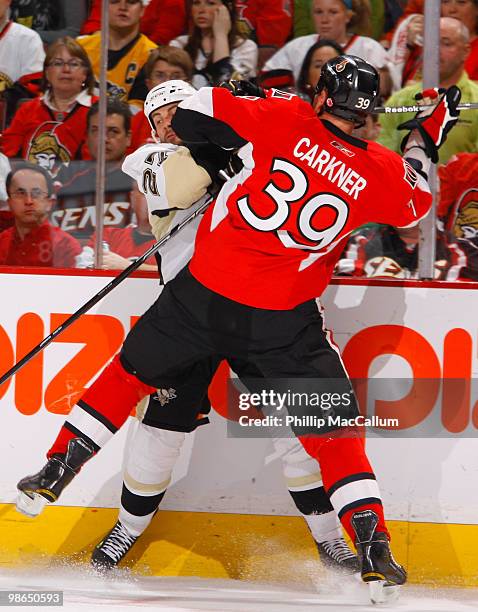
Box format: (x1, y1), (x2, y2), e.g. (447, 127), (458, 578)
(293, 137), (367, 200)
(172, 86), (432, 309)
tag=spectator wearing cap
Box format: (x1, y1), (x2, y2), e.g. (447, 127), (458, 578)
(0, 163), (81, 267)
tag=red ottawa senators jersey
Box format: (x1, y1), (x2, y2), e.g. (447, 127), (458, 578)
(174, 88), (432, 309)
(438, 153), (478, 282)
(0, 94), (94, 176)
(438, 152), (478, 237)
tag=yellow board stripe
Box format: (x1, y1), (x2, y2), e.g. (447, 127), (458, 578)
(1, 503), (477, 587)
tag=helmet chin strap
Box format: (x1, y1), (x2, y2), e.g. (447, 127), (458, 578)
(151, 129), (162, 144)
(319, 107), (365, 130)
(351, 115), (366, 129)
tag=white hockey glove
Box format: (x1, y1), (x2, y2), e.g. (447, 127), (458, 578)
(398, 86), (461, 164)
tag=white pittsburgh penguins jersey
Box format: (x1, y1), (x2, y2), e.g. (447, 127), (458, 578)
(122, 142), (212, 282)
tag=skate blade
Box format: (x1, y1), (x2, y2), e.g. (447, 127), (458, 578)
(15, 490), (48, 517)
(369, 580), (401, 605)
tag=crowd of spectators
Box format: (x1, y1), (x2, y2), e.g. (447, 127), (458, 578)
(0, 0), (476, 282)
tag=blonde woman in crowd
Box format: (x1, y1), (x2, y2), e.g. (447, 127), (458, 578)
(262, 0), (390, 95)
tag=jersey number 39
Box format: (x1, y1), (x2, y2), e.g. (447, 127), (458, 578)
(237, 158), (349, 251)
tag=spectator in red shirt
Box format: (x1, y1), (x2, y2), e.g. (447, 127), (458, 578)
(0, 37), (96, 177)
(82, 0), (186, 44)
(81, 0), (101, 34)
(76, 185), (157, 271)
(128, 46), (193, 152)
(438, 152), (478, 281)
(140, 0), (187, 44)
(0, 163), (81, 267)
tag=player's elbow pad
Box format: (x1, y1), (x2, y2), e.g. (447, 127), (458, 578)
(162, 147), (212, 209)
(149, 211), (176, 242)
(148, 147), (212, 216)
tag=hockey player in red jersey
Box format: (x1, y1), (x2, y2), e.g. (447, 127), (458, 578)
(16, 57), (461, 601)
(17, 80), (361, 576)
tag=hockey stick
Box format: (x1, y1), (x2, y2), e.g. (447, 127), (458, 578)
(0, 196), (213, 387)
(374, 102), (478, 114)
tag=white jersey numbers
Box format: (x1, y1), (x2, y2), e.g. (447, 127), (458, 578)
(238, 158), (306, 231)
(237, 157), (349, 251)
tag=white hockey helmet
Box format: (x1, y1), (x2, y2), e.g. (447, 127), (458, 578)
(144, 80), (196, 134)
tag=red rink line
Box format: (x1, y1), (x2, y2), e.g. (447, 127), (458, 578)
(0, 266), (159, 279)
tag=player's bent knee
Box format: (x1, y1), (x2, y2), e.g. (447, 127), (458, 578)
(124, 423), (186, 493)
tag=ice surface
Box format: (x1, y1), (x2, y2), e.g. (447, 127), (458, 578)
(0, 566), (477, 612)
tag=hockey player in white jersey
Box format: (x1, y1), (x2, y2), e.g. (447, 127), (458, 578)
(96, 80), (359, 573)
(17, 80), (359, 576)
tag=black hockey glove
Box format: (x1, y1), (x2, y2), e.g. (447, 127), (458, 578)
(219, 79), (266, 98)
(398, 86), (461, 163)
(218, 151), (244, 182)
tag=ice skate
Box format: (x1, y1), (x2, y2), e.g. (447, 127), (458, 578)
(16, 438), (95, 517)
(91, 520), (138, 571)
(352, 510), (406, 604)
(316, 537), (360, 574)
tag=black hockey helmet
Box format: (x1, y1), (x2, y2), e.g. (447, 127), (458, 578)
(315, 54), (380, 125)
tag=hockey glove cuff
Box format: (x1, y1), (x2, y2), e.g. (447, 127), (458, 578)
(403, 139), (431, 180)
(398, 86), (461, 163)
